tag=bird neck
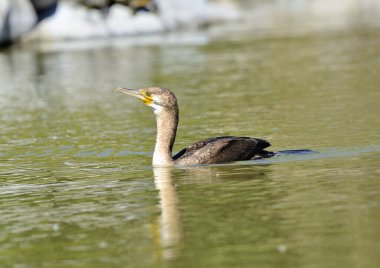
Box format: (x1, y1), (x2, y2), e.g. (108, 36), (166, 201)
(153, 108), (178, 166)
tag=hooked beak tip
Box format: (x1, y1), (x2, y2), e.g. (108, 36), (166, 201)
(115, 87), (129, 94)
(114, 87), (141, 96)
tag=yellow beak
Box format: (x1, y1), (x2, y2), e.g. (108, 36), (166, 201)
(115, 87), (153, 105)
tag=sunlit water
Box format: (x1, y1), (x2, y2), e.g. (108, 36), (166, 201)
(1, 3), (380, 267)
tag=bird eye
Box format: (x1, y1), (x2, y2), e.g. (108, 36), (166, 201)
(145, 92), (152, 97)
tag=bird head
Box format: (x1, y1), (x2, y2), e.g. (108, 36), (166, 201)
(115, 87), (178, 115)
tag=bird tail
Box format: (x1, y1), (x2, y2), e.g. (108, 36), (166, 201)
(252, 149), (316, 160)
(275, 149), (316, 155)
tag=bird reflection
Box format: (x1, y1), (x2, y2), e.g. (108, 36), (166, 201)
(153, 167), (182, 260)
(152, 163), (271, 260)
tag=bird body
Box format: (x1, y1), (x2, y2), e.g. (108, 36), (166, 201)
(173, 136), (272, 165)
(116, 87), (273, 166)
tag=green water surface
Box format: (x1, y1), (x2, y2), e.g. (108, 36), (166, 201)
(1, 14), (380, 268)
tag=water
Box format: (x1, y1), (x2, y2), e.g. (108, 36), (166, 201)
(1, 3), (380, 268)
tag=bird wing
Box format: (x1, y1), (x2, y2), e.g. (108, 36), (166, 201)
(173, 136), (271, 165)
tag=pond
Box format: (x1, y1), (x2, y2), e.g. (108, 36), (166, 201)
(1, 4), (380, 268)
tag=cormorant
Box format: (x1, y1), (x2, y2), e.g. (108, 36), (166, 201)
(115, 87), (275, 166)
